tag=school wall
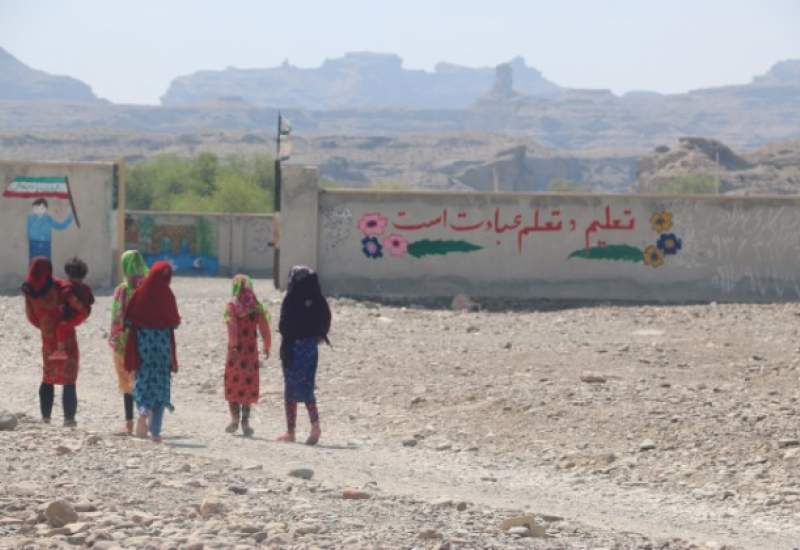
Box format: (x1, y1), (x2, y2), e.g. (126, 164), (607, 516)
(281, 165), (800, 302)
(125, 211), (274, 278)
(0, 161), (118, 291)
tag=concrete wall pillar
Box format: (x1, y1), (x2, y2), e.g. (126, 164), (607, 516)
(278, 165), (320, 288)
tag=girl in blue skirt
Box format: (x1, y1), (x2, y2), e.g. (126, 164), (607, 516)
(277, 266), (331, 445)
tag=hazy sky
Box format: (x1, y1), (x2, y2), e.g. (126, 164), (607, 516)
(1, 0), (798, 104)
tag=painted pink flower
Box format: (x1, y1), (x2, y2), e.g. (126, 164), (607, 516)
(358, 212), (388, 236)
(383, 234), (409, 257)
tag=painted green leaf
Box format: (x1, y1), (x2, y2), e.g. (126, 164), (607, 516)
(568, 244), (644, 263)
(407, 239), (483, 258)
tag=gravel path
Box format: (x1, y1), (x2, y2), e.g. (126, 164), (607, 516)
(2, 277), (800, 549)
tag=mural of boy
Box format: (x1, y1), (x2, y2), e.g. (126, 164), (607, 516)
(27, 198), (73, 263)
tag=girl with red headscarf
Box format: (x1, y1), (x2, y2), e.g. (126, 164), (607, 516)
(22, 257), (87, 426)
(124, 261), (181, 443)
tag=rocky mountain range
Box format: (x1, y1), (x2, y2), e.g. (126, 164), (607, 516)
(0, 47), (799, 194)
(162, 52), (561, 109)
(1, 47), (799, 153)
(0, 47), (100, 103)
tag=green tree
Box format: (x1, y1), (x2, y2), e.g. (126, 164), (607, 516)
(127, 152), (275, 213)
(663, 174), (719, 195)
(192, 152), (219, 195)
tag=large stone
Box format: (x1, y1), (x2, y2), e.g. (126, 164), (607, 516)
(639, 439), (657, 451)
(45, 500), (78, 528)
(288, 468), (314, 480)
(0, 414), (18, 431)
(500, 515), (547, 538)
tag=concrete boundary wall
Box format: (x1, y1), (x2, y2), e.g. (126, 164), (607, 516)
(280, 165), (800, 302)
(0, 160), (120, 290)
(125, 211), (274, 277)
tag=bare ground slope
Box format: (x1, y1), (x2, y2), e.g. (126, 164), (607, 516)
(2, 279), (800, 549)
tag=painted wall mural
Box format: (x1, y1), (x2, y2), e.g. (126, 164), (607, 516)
(356, 206), (682, 267)
(125, 214), (219, 275)
(3, 176), (79, 264)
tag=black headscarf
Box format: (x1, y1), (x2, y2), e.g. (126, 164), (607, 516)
(279, 266), (331, 362)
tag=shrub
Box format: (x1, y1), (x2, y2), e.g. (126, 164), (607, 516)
(662, 173), (719, 194)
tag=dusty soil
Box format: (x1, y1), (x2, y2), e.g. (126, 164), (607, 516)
(2, 278), (800, 549)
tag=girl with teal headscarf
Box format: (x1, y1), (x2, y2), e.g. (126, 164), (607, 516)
(108, 250), (148, 434)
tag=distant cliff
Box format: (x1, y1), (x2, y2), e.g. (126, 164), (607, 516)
(161, 52), (561, 109)
(0, 47), (99, 102)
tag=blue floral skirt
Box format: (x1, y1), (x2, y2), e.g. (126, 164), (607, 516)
(282, 338), (318, 402)
(133, 328), (175, 413)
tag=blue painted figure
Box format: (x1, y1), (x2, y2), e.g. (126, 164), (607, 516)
(26, 198), (73, 263)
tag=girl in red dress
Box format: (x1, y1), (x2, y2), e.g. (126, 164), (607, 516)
(22, 257), (88, 426)
(224, 274), (271, 437)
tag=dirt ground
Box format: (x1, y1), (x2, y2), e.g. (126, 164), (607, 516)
(2, 277), (800, 549)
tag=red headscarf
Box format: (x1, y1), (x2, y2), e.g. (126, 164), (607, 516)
(22, 257), (55, 298)
(125, 261), (180, 329)
(124, 261), (180, 372)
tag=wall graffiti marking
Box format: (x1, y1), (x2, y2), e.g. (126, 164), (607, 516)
(569, 210), (683, 268)
(358, 211), (483, 259)
(355, 206), (681, 267)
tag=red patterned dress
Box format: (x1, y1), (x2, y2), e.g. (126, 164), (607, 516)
(225, 305), (271, 405)
(26, 284), (82, 385)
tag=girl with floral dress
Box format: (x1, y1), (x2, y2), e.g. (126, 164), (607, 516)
(108, 250), (148, 434)
(124, 261), (181, 443)
(224, 274), (272, 436)
(277, 266), (331, 445)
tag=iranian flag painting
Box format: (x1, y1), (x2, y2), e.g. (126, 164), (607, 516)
(3, 176), (71, 199)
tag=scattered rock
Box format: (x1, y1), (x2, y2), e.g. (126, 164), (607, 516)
(55, 445), (73, 456)
(508, 526), (531, 537)
(784, 448), (800, 459)
(419, 528), (443, 540)
(402, 438), (418, 447)
(0, 413), (18, 431)
(228, 485), (248, 495)
(639, 439), (657, 451)
(288, 468), (314, 480)
(295, 522), (321, 535)
(44, 500), (78, 528)
(580, 373), (607, 384)
(500, 514), (548, 538)
(199, 498), (226, 518)
(129, 511), (157, 525)
(342, 489), (371, 500)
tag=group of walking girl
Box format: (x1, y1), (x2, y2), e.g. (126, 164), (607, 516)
(22, 252), (331, 445)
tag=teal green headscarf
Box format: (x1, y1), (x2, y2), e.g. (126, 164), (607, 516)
(121, 250), (148, 286)
(225, 274), (268, 323)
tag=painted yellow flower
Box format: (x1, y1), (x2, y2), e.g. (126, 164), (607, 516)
(650, 211), (673, 233)
(643, 245), (664, 268)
